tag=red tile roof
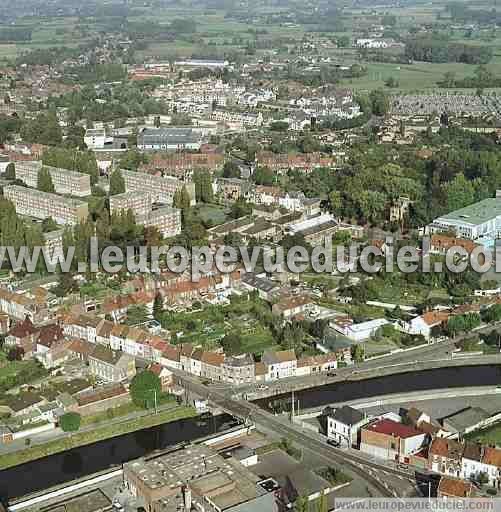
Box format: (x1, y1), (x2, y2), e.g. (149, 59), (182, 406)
(37, 324), (64, 348)
(364, 419), (423, 439)
(438, 477), (474, 498)
(8, 318), (37, 339)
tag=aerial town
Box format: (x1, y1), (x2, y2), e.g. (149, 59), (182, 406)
(3, 0), (501, 510)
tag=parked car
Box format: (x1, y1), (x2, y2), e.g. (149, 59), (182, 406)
(326, 438), (340, 447)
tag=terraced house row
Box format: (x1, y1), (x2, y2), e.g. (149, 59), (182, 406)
(63, 312), (339, 385)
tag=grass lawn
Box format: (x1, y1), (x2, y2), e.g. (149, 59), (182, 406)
(0, 405), (196, 470)
(363, 339), (399, 357)
(465, 423), (501, 446)
(0, 359), (40, 380)
(194, 204), (229, 226)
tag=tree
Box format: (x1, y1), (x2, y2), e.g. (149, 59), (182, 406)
(53, 272), (77, 297)
(351, 344), (364, 363)
(126, 305), (149, 326)
(37, 167), (55, 193)
(153, 293), (164, 321)
(7, 346), (24, 361)
(223, 161), (240, 178)
(4, 162), (14, 180)
(337, 35), (350, 47)
(221, 333), (243, 355)
(254, 166), (274, 186)
(109, 169), (126, 196)
(329, 190), (342, 216)
(59, 412), (81, 432)
(21, 111), (62, 145)
(173, 186), (192, 211)
(482, 304), (501, 323)
(130, 370), (162, 409)
(369, 89), (390, 116)
(441, 173), (480, 212)
(230, 198), (252, 219)
(385, 76), (399, 88)
(295, 495), (309, 512)
(193, 170), (214, 203)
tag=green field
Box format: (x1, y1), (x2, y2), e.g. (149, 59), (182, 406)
(194, 204), (229, 226)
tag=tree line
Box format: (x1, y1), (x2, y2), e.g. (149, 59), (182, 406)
(405, 37), (493, 64)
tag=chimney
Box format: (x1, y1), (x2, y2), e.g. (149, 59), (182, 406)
(183, 485), (192, 510)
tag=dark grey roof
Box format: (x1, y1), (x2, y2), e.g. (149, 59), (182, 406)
(138, 128), (200, 145)
(441, 407), (490, 432)
(241, 273), (280, 293)
(330, 405), (365, 426)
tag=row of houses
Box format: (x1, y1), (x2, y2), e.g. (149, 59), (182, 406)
(325, 404), (501, 489)
(60, 310), (340, 385)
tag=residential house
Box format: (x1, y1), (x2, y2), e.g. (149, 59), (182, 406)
(326, 405), (369, 447)
(39, 340), (73, 369)
(214, 177), (251, 203)
(149, 363), (173, 392)
(0, 288), (48, 323)
(429, 235), (479, 256)
(240, 273), (281, 301)
(252, 186), (282, 207)
(5, 317), (38, 357)
(63, 314), (102, 344)
(88, 346), (136, 383)
(179, 344), (194, 372)
(481, 447), (501, 487)
(437, 477), (475, 499)
(190, 348), (204, 377)
(360, 419), (426, 462)
(36, 324), (64, 354)
(272, 295), (314, 319)
(402, 311), (449, 340)
(461, 442), (484, 482)
(200, 351), (224, 381)
(35, 324), (66, 368)
(429, 438), (464, 478)
(221, 354), (255, 384)
(262, 350), (297, 381)
(67, 338), (95, 363)
(295, 353), (337, 377)
(160, 344), (181, 370)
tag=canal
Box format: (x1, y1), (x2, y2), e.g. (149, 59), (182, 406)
(0, 413), (239, 502)
(254, 364), (501, 412)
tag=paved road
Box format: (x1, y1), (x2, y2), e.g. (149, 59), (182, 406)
(236, 323), (501, 400)
(174, 370), (417, 498)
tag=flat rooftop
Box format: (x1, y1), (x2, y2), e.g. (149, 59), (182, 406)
(39, 489), (111, 512)
(436, 198), (501, 226)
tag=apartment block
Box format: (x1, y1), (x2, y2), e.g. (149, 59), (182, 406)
(109, 190), (152, 217)
(139, 206), (182, 238)
(121, 169), (196, 206)
(15, 161), (91, 197)
(4, 185), (89, 225)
